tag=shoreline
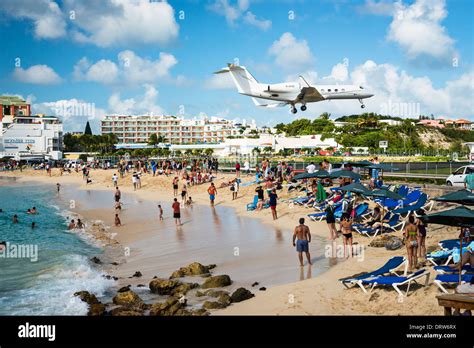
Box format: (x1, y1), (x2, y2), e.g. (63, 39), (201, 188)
(0, 169), (459, 315)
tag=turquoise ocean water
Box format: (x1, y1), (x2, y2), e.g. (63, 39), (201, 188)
(0, 180), (113, 315)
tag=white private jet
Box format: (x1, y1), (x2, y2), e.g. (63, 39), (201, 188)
(215, 64), (374, 114)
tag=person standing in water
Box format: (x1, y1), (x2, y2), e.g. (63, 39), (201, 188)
(114, 187), (121, 203)
(269, 188), (278, 220)
(172, 198), (181, 226)
(158, 204), (163, 221)
(292, 218), (312, 266)
(68, 219), (76, 230)
(56, 183), (61, 193)
(114, 214), (122, 227)
(12, 214), (18, 223)
(207, 183), (217, 207)
(172, 177), (179, 197)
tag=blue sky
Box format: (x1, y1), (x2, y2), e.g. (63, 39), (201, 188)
(0, 0), (473, 132)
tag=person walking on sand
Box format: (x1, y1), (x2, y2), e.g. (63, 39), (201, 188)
(293, 218), (312, 266)
(235, 161), (241, 178)
(172, 177), (179, 197)
(112, 173), (118, 187)
(208, 183), (217, 207)
(269, 188), (278, 220)
(181, 184), (188, 205)
(158, 204), (163, 221)
(114, 213), (122, 227)
(172, 198), (181, 226)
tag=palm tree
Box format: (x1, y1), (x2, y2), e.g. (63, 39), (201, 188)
(252, 148), (261, 156)
(204, 148), (214, 156)
(263, 146), (273, 154)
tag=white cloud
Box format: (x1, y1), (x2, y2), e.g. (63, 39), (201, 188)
(268, 32), (314, 70)
(208, 0), (271, 30)
(108, 84), (164, 115)
(13, 65), (62, 85)
(323, 61), (349, 82)
(361, 0), (456, 64)
(204, 73), (235, 89)
(73, 50), (179, 85)
(0, 0), (179, 47)
(243, 11), (272, 31)
(0, 0), (67, 39)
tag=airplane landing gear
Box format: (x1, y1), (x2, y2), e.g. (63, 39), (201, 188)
(291, 105), (297, 114)
(358, 99), (365, 109)
(301, 105), (307, 111)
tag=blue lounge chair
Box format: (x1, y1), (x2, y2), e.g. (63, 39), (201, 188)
(246, 195), (259, 211)
(434, 274), (474, 293)
(439, 239), (460, 250)
(308, 205), (342, 221)
(397, 185), (409, 197)
(354, 214), (403, 237)
(393, 194), (433, 216)
(434, 265), (474, 274)
(359, 269), (430, 297)
(339, 256), (406, 289)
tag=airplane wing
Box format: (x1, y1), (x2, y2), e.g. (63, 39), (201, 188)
(295, 86), (325, 103)
(252, 97), (288, 108)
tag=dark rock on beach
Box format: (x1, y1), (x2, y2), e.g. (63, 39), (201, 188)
(117, 285), (131, 293)
(202, 300), (227, 310)
(251, 282), (259, 287)
(201, 275), (232, 289)
(149, 298), (186, 316)
(109, 307), (143, 316)
(88, 303), (106, 316)
(259, 287), (267, 291)
(149, 278), (181, 295)
(74, 291), (99, 305)
(137, 284), (146, 287)
(90, 257), (102, 264)
(169, 262), (213, 278)
(230, 288), (254, 303)
(196, 289), (229, 298)
(112, 290), (146, 311)
(130, 271), (142, 278)
(385, 237), (403, 250)
(217, 293), (232, 306)
(111, 262), (119, 266)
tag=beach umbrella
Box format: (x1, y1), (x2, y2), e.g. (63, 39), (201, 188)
(329, 170), (361, 180)
(312, 169), (330, 178)
(294, 172), (312, 180)
(434, 189), (474, 206)
(337, 182), (370, 195)
(348, 160), (373, 167)
(421, 206), (474, 284)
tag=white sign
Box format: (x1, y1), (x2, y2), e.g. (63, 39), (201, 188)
(379, 141), (388, 149)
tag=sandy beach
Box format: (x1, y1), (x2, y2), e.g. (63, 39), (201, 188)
(1, 168), (461, 315)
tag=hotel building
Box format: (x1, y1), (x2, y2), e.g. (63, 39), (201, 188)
(100, 115), (241, 144)
(0, 96), (63, 160)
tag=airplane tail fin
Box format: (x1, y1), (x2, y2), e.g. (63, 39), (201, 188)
(214, 64), (261, 95)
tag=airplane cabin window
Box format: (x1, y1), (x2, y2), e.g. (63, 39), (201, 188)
(341, 88), (345, 91)
(335, 89), (338, 92)
(328, 89), (331, 92)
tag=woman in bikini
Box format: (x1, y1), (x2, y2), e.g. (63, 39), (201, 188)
(416, 210), (427, 259)
(340, 214), (353, 258)
(403, 215), (419, 271)
(172, 177), (179, 197)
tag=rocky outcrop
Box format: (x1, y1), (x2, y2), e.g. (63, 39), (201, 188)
(149, 298), (186, 316)
(169, 262), (215, 278)
(112, 290), (146, 311)
(385, 236), (403, 250)
(149, 279), (181, 295)
(110, 307), (143, 316)
(202, 300), (227, 310)
(74, 291), (99, 305)
(201, 275), (232, 289)
(196, 289), (229, 298)
(88, 303), (106, 316)
(217, 293), (232, 306)
(230, 288), (254, 303)
(130, 271), (142, 278)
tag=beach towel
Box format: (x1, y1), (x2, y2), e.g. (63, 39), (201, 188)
(316, 181), (327, 202)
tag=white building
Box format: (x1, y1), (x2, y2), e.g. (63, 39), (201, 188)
(0, 115), (63, 160)
(101, 114), (241, 144)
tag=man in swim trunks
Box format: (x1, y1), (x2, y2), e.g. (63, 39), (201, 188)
(172, 198), (181, 226)
(292, 218), (312, 266)
(115, 187), (121, 202)
(68, 219), (76, 230)
(208, 183), (217, 207)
